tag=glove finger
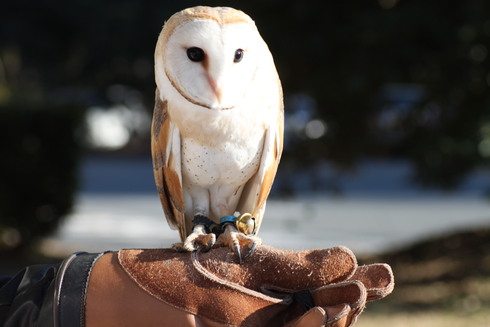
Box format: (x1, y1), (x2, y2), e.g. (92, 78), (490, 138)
(197, 245), (358, 290)
(324, 304), (350, 327)
(350, 263), (394, 301)
(311, 280), (366, 309)
(286, 303), (353, 327)
(286, 306), (326, 327)
(310, 280), (367, 327)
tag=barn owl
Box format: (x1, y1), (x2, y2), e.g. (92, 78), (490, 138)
(152, 6), (283, 262)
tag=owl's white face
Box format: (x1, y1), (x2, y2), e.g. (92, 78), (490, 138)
(158, 20), (263, 111)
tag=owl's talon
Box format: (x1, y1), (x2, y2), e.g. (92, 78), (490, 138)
(243, 241), (258, 260)
(233, 242), (242, 264)
(172, 242), (187, 252)
(217, 224), (262, 264)
(202, 240), (214, 252)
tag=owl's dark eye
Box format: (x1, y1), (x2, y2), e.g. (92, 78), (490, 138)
(234, 49), (244, 63)
(187, 47), (205, 62)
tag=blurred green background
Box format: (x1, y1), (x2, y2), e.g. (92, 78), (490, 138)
(1, 0), (490, 324)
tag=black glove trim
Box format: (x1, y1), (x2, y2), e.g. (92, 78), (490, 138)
(54, 251), (108, 327)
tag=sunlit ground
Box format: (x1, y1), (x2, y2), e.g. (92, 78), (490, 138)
(39, 194), (490, 257)
(40, 155), (490, 257)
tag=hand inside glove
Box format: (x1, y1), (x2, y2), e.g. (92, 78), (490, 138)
(85, 245), (394, 327)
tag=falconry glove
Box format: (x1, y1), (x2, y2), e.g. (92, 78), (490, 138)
(87, 245), (394, 327)
(0, 245), (393, 327)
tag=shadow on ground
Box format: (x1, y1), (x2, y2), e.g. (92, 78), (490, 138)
(361, 226), (490, 314)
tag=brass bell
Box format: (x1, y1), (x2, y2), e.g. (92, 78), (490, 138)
(236, 213), (256, 235)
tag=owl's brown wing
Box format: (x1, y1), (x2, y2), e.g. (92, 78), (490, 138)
(237, 96), (283, 234)
(151, 88), (187, 241)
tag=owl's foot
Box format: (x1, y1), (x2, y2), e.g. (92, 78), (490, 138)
(217, 224), (262, 264)
(174, 223), (217, 252)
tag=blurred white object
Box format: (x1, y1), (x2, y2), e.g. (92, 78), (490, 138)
(85, 85), (151, 150)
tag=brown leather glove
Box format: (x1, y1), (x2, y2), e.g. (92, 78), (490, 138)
(85, 245), (393, 327)
(286, 264), (394, 327)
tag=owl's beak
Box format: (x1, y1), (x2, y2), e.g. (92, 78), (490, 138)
(205, 73), (223, 105)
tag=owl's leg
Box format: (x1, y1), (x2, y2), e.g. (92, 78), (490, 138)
(180, 219), (216, 252)
(177, 189), (217, 252)
(214, 206), (260, 263)
(210, 191), (261, 262)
